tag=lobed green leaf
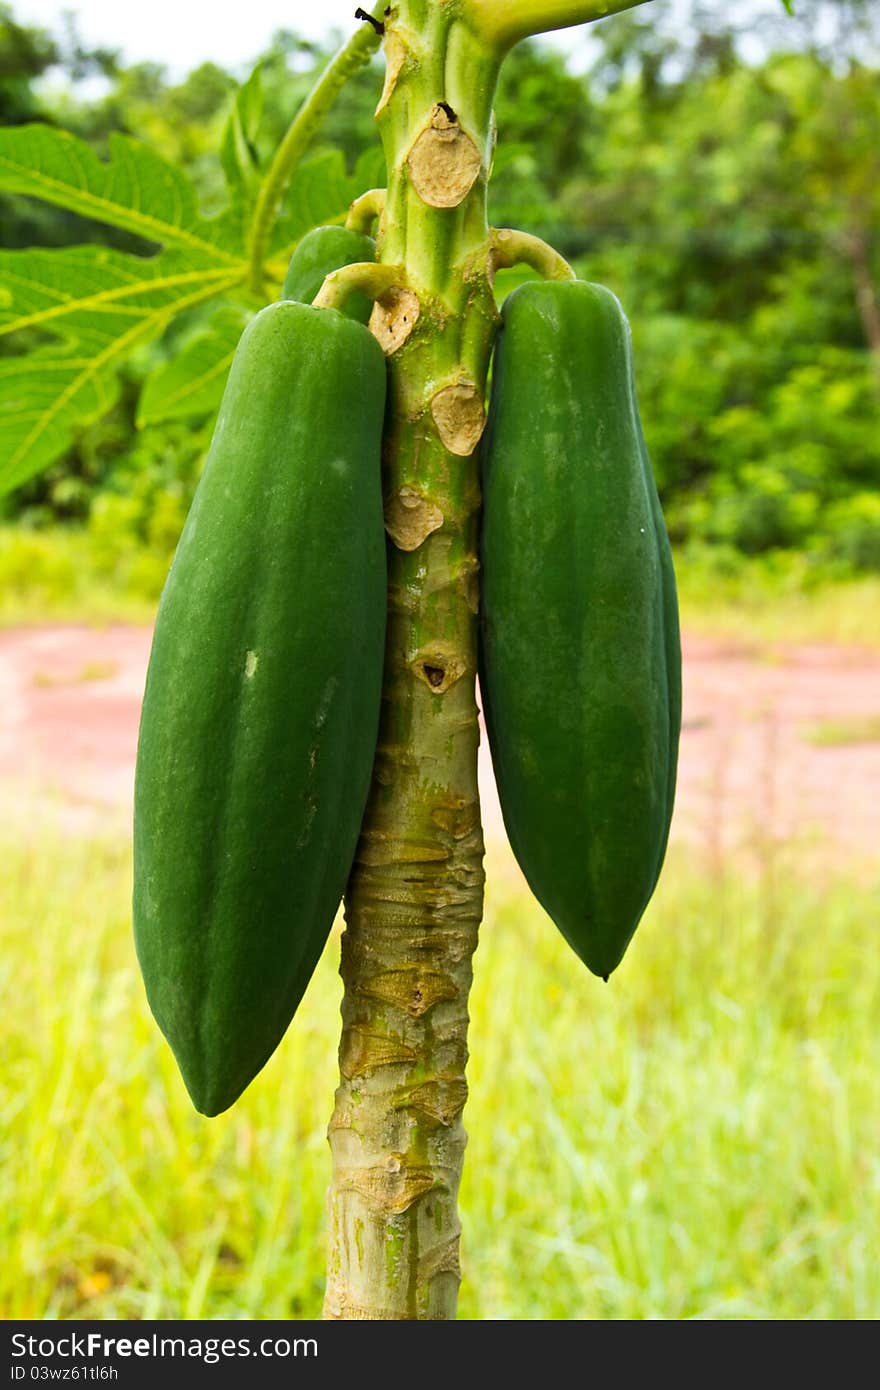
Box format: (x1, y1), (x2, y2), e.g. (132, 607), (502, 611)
(0, 246), (243, 494)
(220, 64), (265, 238)
(269, 146), (386, 265)
(0, 124), (243, 260)
(137, 307), (251, 427)
(0, 84), (384, 490)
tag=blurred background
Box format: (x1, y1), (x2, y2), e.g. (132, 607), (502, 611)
(1, 0), (878, 1320)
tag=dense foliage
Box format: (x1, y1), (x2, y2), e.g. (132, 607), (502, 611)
(1, 0), (877, 582)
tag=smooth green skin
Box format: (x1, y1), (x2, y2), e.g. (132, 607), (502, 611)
(479, 279), (682, 979)
(133, 300), (387, 1116)
(281, 226), (375, 321)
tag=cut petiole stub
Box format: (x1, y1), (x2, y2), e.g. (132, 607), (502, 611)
(489, 228), (575, 283)
(346, 188), (387, 234)
(312, 261), (405, 315)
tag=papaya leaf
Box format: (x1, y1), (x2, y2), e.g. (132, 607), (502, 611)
(352, 145), (387, 201)
(274, 150), (356, 249)
(0, 41), (380, 490)
(138, 306), (250, 426)
(0, 245), (243, 495)
(268, 145), (387, 271)
(221, 64), (264, 224)
(0, 124), (242, 261)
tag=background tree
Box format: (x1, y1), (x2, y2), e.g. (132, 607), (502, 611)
(1, 0), (877, 569)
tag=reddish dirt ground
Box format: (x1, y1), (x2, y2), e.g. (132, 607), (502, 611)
(1, 624), (878, 869)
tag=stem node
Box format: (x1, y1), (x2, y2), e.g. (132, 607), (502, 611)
(312, 261), (405, 313)
(489, 226), (575, 282)
(346, 187), (388, 233)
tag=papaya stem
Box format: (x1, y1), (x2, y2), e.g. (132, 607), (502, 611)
(246, 13), (384, 297)
(346, 188), (388, 234)
(488, 227), (575, 281)
(312, 261), (405, 312)
(324, 0), (501, 1322)
(466, 0), (654, 53)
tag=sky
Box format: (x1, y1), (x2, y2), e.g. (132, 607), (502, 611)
(11, 0), (597, 78)
(13, 1), (380, 73)
(10, 0), (813, 89)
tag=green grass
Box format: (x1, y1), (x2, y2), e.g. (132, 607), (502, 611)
(0, 527), (158, 627)
(4, 523), (880, 645)
(31, 661), (120, 689)
(803, 715), (880, 748)
(674, 546), (880, 648)
(1, 832), (877, 1320)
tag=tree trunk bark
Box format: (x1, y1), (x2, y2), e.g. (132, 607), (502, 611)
(323, 1), (500, 1320)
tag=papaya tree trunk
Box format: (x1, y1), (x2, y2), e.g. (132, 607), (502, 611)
(323, 2), (499, 1322)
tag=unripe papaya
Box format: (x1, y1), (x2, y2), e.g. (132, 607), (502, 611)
(133, 300), (387, 1115)
(479, 279), (681, 979)
(281, 225), (375, 321)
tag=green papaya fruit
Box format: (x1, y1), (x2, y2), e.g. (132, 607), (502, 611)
(281, 225), (376, 322)
(479, 279), (681, 979)
(133, 300), (387, 1115)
